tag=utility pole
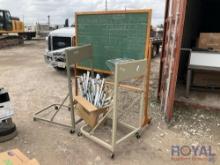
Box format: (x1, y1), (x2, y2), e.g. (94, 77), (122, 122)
(48, 15), (50, 27)
(105, 0), (108, 11)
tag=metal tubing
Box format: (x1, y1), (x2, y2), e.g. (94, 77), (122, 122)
(139, 92), (144, 127)
(51, 94), (69, 121)
(66, 58), (76, 131)
(34, 103), (69, 118)
(33, 117), (73, 128)
(34, 104), (56, 115)
(111, 63), (119, 153)
(116, 129), (139, 145)
(81, 126), (113, 151)
(76, 118), (83, 124)
(117, 121), (136, 130)
(90, 108), (112, 134)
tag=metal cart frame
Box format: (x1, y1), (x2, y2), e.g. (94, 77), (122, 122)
(33, 44), (92, 133)
(80, 59), (147, 158)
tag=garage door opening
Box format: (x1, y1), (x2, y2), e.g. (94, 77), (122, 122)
(175, 0), (220, 110)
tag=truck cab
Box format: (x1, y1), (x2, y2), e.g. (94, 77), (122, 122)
(44, 27), (75, 69)
(0, 10), (12, 32)
(0, 10), (20, 33)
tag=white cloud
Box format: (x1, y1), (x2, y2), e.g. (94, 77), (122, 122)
(0, 0), (165, 26)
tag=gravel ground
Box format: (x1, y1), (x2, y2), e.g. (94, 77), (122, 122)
(0, 40), (219, 165)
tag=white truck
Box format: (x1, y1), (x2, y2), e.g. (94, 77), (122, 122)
(44, 27), (75, 69)
(24, 25), (36, 40)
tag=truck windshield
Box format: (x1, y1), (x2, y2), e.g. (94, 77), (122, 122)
(52, 37), (71, 51)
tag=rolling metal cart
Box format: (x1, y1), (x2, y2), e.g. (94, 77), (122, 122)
(33, 44), (93, 133)
(79, 59), (148, 158)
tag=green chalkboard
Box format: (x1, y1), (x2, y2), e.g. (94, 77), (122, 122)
(76, 10), (151, 72)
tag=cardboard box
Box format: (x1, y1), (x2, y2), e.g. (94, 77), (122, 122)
(197, 33), (220, 52)
(0, 149), (40, 165)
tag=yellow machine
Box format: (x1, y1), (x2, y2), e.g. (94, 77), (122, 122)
(0, 9), (36, 48)
(0, 9), (24, 34)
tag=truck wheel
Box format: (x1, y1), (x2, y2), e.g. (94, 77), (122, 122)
(0, 119), (17, 142)
(27, 36), (32, 40)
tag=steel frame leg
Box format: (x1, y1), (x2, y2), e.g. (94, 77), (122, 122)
(33, 93), (80, 131)
(186, 69), (192, 97)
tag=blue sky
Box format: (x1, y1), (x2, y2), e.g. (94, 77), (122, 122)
(0, 0), (165, 26)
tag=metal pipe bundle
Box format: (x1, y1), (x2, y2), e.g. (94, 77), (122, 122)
(77, 71), (112, 108)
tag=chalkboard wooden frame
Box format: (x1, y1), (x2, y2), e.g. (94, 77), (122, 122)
(75, 9), (152, 74)
(75, 9), (152, 127)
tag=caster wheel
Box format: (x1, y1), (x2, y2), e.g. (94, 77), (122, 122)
(135, 133), (141, 139)
(33, 118), (36, 121)
(70, 130), (75, 134)
(77, 132), (82, 137)
(110, 153), (115, 159)
(68, 107), (71, 111)
(54, 106), (59, 110)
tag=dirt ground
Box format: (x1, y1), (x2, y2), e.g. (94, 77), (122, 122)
(0, 40), (219, 165)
